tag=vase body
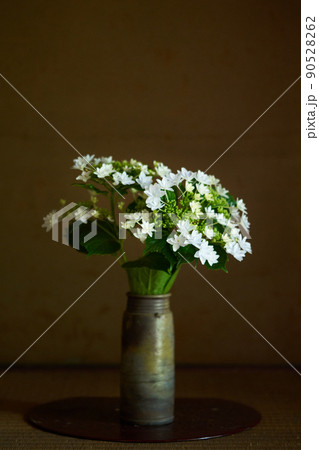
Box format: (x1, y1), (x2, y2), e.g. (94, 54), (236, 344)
(120, 293), (175, 426)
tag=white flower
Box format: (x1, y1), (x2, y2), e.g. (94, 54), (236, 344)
(229, 206), (240, 221)
(145, 183), (165, 199)
(146, 196), (164, 211)
(144, 182), (165, 210)
(94, 163), (114, 178)
(74, 206), (90, 223)
(180, 168), (195, 181)
(123, 212), (142, 228)
(124, 212), (142, 222)
(214, 213), (228, 226)
(196, 183), (210, 195)
(236, 198), (247, 213)
(195, 240), (219, 265)
(155, 162), (171, 177)
(140, 212), (150, 222)
(137, 171), (152, 189)
(142, 212), (155, 224)
(216, 184), (229, 198)
(206, 210), (227, 226)
(207, 175), (220, 186)
(195, 170), (210, 184)
(177, 220), (195, 238)
(91, 209), (100, 218)
(141, 220), (155, 237)
(184, 230), (202, 248)
(230, 226), (240, 238)
(225, 218), (238, 228)
(113, 171), (135, 185)
(137, 162), (149, 172)
(101, 156), (113, 164)
(225, 242), (246, 261)
(240, 214), (250, 233)
(222, 232), (232, 244)
(157, 177), (175, 191)
(76, 170), (92, 182)
(133, 228), (148, 242)
(112, 172), (121, 185)
(122, 172), (135, 185)
(167, 232), (187, 251)
(222, 221), (240, 241)
(82, 154), (95, 164)
(205, 193), (214, 201)
(72, 154), (95, 170)
(185, 181), (194, 192)
(166, 171), (182, 186)
(121, 220), (136, 229)
(205, 206), (215, 219)
(190, 200), (202, 218)
(238, 235), (252, 254)
(42, 210), (57, 232)
(204, 226), (215, 240)
(194, 193), (201, 201)
(144, 183), (165, 210)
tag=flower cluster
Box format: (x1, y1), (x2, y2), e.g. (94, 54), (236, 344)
(72, 155), (152, 188)
(136, 165), (252, 264)
(120, 211), (156, 243)
(43, 155), (251, 270)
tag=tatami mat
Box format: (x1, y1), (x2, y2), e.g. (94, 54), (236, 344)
(0, 367), (300, 449)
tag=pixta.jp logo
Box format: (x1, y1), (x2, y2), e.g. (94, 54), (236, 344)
(51, 203), (97, 249)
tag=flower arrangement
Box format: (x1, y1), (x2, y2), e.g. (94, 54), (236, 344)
(43, 156), (251, 294)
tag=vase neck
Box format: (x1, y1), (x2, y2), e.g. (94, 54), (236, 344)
(126, 293), (171, 313)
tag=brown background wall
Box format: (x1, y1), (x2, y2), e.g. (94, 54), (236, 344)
(0, 0), (300, 366)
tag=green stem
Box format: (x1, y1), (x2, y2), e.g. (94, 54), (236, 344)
(109, 189), (121, 239)
(110, 191), (116, 223)
(119, 241), (127, 263)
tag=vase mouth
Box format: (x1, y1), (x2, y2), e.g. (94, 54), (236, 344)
(127, 292), (171, 300)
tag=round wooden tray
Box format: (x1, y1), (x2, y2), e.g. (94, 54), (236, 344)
(27, 397), (261, 443)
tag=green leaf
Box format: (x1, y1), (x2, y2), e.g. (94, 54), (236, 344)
(83, 233), (120, 256)
(68, 221), (89, 254)
(123, 265), (180, 295)
(177, 244), (197, 264)
(69, 219), (120, 256)
(204, 245), (228, 272)
(114, 183), (143, 196)
(143, 234), (178, 271)
(126, 196), (146, 213)
(122, 253), (180, 295)
(166, 189), (176, 201)
(215, 223), (225, 234)
(226, 193), (236, 205)
(96, 219), (118, 240)
(122, 252), (171, 272)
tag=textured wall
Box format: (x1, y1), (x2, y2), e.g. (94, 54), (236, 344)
(0, 0), (300, 366)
